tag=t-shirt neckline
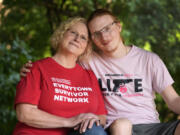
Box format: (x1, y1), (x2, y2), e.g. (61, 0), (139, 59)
(101, 45), (135, 61)
(48, 57), (79, 71)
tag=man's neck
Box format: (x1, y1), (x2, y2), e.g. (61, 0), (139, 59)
(103, 42), (130, 58)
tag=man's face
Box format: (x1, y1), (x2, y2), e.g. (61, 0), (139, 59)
(88, 15), (122, 54)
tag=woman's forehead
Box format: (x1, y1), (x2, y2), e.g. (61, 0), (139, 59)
(70, 22), (87, 30)
(68, 22), (89, 37)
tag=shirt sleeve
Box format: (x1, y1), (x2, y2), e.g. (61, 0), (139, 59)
(15, 62), (42, 107)
(152, 54), (174, 93)
(89, 70), (107, 115)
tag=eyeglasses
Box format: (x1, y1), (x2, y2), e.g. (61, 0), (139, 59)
(91, 21), (117, 40)
(67, 29), (88, 42)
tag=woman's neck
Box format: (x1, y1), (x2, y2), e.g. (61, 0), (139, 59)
(52, 52), (77, 68)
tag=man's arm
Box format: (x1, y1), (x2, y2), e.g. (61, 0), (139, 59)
(161, 85), (180, 114)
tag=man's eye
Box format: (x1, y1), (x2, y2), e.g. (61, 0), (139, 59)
(104, 26), (110, 32)
(94, 32), (101, 37)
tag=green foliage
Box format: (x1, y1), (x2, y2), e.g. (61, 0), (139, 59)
(0, 0), (51, 58)
(0, 38), (34, 135)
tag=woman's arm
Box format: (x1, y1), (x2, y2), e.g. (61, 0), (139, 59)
(16, 103), (99, 129)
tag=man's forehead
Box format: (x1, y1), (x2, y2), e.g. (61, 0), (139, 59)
(89, 15), (114, 32)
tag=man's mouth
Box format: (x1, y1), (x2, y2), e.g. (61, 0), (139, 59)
(102, 41), (111, 46)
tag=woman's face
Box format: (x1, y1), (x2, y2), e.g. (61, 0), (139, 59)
(60, 22), (89, 57)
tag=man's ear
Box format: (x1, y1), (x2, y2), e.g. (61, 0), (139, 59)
(116, 21), (122, 32)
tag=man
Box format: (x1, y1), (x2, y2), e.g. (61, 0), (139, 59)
(21, 9), (180, 135)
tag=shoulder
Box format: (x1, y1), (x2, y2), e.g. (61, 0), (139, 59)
(32, 57), (51, 67)
(30, 57), (51, 72)
(78, 53), (98, 70)
(76, 63), (93, 73)
(33, 57), (51, 65)
(133, 45), (161, 60)
(77, 63), (97, 78)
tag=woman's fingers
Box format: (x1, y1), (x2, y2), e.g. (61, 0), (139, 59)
(70, 113), (100, 132)
(74, 124), (80, 130)
(88, 118), (98, 129)
(79, 118), (99, 133)
(95, 119), (100, 126)
(80, 119), (90, 133)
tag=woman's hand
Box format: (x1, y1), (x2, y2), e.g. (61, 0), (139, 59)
(77, 118), (100, 133)
(20, 60), (32, 77)
(73, 114), (106, 133)
(71, 113), (100, 133)
(69, 113), (99, 128)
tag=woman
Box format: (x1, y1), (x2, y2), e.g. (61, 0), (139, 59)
(13, 17), (107, 135)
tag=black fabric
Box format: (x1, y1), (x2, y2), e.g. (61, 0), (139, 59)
(132, 120), (180, 135)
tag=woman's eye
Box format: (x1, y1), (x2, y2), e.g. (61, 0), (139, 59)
(71, 31), (76, 34)
(81, 36), (87, 41)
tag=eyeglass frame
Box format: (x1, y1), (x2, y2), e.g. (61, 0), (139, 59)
(66, 29), (89, 43)
(91, 21), (117, 40)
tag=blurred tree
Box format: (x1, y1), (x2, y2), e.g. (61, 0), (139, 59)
(0, 38), (34, 135)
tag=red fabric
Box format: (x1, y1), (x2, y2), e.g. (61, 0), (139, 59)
(13, 57), (106, 135)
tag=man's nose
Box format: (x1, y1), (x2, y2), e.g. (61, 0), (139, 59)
(100, 31), (109, 41)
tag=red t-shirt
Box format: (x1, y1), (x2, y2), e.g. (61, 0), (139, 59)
(13, 57), (106, 135)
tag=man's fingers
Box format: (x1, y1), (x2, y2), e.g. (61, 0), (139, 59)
(25, 62), (32, 68)
(20, 72), (27, 77)
(20, 66), (31, 77)
(21, 67), (30, 73)
(28, 60), (32, 63)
